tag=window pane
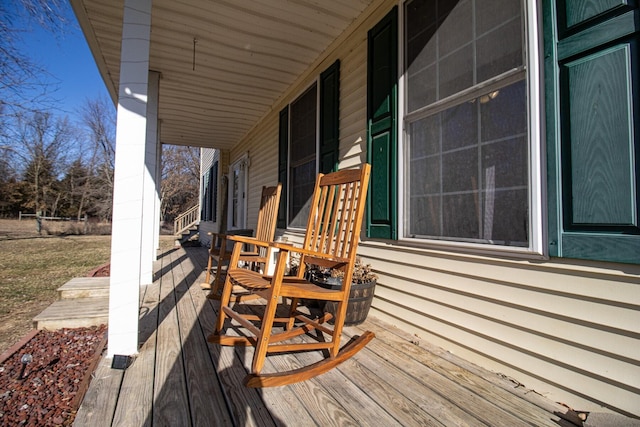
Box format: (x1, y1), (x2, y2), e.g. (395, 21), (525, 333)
(442, 100), (477, 151)
(442, 147), (478, 194)
(410, 194), (440, 236)
(443, 193), (479, 238)
(407, 65), (437, 112)
(476, 16), (523, 82)
(410, 113), (440, 157)
(439, 44), (474, 99)
(476, 0), (521, 35)
(437, 0), (472, 58)
(481, 80), (527, 141)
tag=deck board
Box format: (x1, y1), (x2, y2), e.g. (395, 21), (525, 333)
(110, 259), (163, 427)
(152, 248), (192, 426)
(75, 245), (584, 427)
(174, 247), (234, 426)
(187, 244), (280, 427)
(72, 356), (123, 425)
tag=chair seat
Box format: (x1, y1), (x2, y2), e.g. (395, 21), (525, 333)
(228, 269), (345, 301)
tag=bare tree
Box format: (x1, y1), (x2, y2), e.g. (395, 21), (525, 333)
(0, 143), (20, 217)
(58, 157), (89, 219)
(80, 96), (115, 221)
(0, 0), (68, 118)
(82, 97), (115, 172)
(13, 111), (74, 216)
(161, 145), (200, 221)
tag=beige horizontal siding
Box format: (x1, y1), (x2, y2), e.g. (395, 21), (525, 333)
(340, 28), (369, 170)
(200, 147), (215, 171)
(230, 113), (279, 230)
(360, 242), (640, 416)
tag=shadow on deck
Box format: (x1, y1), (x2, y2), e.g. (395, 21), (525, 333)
(73, 245), (585, 427)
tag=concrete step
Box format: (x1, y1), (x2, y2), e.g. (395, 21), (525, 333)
(33, 297), (109, 330)
(57, 277), (109, 299)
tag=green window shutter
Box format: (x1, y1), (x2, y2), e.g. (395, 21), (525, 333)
(201, 169), (210, 220)
(545, 0), (640, 263)
(277, 107), (288, 229)
(211, 161), (218, 221)
(366, 6), (398, 240)
(320, 60), (340, 174)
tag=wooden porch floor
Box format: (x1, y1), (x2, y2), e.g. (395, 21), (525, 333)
(74, 245), (584, 427)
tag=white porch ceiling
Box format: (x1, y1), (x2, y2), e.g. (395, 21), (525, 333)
(71, 0), (373, 150)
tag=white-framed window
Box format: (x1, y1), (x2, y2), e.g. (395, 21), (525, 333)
(228, 155), (249, 229)
(400, 0), (543, 253)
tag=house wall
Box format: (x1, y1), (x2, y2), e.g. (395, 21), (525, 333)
(230, 119), (280, 232)
(199, 148), (219, 248)
(224, 0), (640, 416)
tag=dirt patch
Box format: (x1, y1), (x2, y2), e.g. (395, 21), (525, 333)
(87, 263), (110, 277)
(0, 325), (107, 426)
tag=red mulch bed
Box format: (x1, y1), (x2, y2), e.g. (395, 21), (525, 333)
(0, 325), (107, 426)
(0, 265), (110, 425)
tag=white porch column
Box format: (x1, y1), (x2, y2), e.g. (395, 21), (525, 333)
(140, 70), (160, 278)
(108, 0), (152, 357)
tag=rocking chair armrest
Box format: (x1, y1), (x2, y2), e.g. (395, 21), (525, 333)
(225, 236), (297, 257)
(225, 234), (267, 246)
(208, 229), (254, 251)
(208, 229), (254, 239)
(207, 231), (231, 241)
(225, 236), (349, 266)
(289, 247), (350, 267)
(263, 240), (351, 266)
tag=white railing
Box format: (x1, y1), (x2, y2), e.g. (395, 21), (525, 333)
(174, 205), (199, 236)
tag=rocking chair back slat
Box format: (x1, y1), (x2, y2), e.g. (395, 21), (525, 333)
(255, 185), (280, 243)
(303, 171), (366, 264)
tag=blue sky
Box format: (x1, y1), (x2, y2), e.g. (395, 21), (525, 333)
(18, 8), (110, 121)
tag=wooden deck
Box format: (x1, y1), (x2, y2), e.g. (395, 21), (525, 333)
(74, 245), (584, 427)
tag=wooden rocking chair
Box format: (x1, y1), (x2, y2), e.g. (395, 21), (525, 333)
(201, 184), (282, 301)
(208, 164), (373, 387)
